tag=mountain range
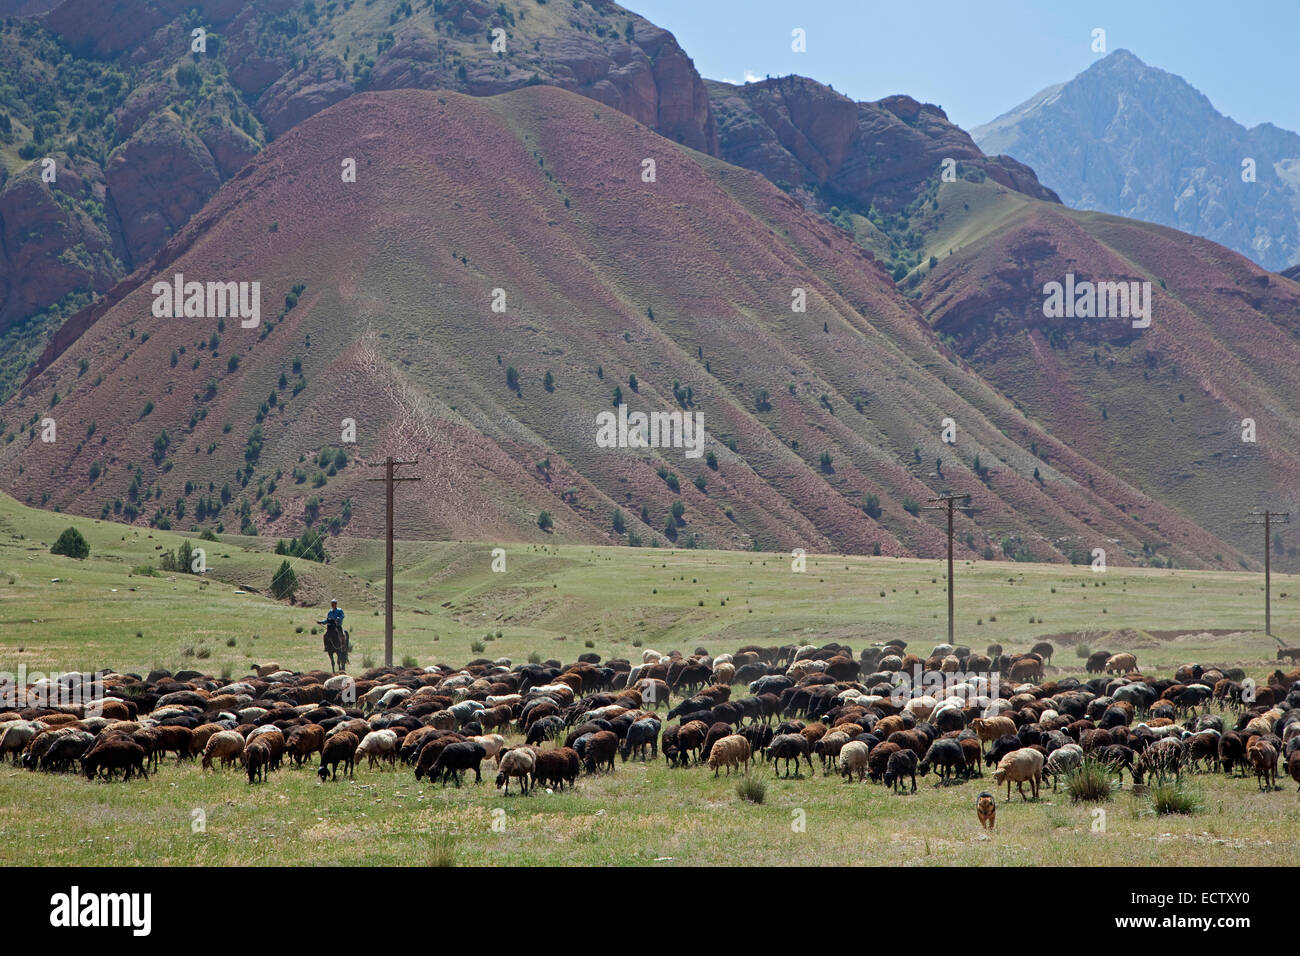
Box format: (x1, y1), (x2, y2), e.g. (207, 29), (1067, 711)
(973, 49), (1300, 273)
(1, 0), (1299, 573)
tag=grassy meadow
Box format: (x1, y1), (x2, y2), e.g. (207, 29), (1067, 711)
(2, 490), (1298, 866)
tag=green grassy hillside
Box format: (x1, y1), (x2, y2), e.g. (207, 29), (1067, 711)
(3, 490), (1293, 678)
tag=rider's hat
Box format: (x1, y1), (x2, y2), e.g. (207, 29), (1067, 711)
(330, 598), (338, 604)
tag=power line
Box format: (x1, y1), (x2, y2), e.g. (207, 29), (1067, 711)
(365, 456), (422, 666)
(1245, 508), (1290, 640)
(921, 492), (975, 646)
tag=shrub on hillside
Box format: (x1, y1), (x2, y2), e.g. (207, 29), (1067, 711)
(270, 560), (298, 600)
(50, 527), (89, 559)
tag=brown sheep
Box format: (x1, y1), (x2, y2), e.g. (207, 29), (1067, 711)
(201, 730), (245, 770)
(285, 724), (325, 766)
(1247, 739), (1278, 791)
(1105, 653), (1138, 675)
(971, 716), (1016, 749)
(495, 747), (535, 795)
(244, 735), (276, 784)
(887, 729), (928, 759)
(676, 720), (710, 764)
(1008, 656), (1044, 683)
(959, 737), (983, 777)
(1288, 751), (1300, 791)
(707, 734), (752, 776)
(476, 705), (513, 734)
(583, 730), (619, 773)
(874, 714), (906, 739)
(867, 741), (901, 782)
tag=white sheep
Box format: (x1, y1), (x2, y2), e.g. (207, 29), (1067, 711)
(1044, 743), (1084, 789)
(840, 740), (870, 782)
(355, 729), (399, 769)
(469, 734), (506, 763)
(495, 748), (535, 795)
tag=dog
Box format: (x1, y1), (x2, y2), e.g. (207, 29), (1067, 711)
(976, 790), (997, 830)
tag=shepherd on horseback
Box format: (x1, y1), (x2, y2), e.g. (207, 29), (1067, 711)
(318, 599), (350, 673)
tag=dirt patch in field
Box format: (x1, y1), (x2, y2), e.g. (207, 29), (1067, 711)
(1147, 628), (1246, 641)
(1032, 627), (1160, 650)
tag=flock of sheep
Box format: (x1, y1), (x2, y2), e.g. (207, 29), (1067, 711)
(4, 639), (1300, 811)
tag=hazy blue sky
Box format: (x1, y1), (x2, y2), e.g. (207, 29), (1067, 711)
(632, 0), (1300, 133)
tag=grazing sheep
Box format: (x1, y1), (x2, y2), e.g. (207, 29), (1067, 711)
(583, 730), (619, 773)
(1247, 739), (1278, 791)
(318, 731), (358, 781)
(707, 734), (752, 776)
(992, 748), (1044, 801)
(244, 735), (276, 784)
(529, 748), (574, 791)
(0, 722), (39, 763)
(813, 730), (850, 774)
(971, 716), (1016, 750)
(525, 715), (566, 747)
(429, 741), (488, 787)
(40, 731), (94, 772)
(984, 734), (1023, 768)
(620, 718), (661, 762)
(355, 729), (399, 769)
(867, 741), (901, 782)
(1140, 737), (1186, 783)
(959, 737), (983, 778)
(1043, 743), (1084, 790)
(918, 738), (966, 785)
(82, 736), (147, 781)
(839, 740), (870, 782)
(884, 749), (918, 793)
(285, 724), (325, 766)
(768, 733), (813, 778)
(496, 748), (535, 795)
(1105, 653), (1138, 675)
(1218, 731), (1247, 776)
(201, 730), (245, 771)
(976, 791), (996, 829)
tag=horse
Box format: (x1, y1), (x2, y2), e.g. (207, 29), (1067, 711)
(323, 620), (350, 673)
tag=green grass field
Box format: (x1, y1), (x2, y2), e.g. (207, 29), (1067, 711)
(2, 490), (1297, 866)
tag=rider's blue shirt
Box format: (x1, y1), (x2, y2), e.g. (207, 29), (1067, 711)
(326, 607), (344, 624)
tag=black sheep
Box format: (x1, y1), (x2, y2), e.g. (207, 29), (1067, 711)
(918, 738), (966, 784)
(429, 742), (487, 787)
(767, 733), (812, 778)
(619, 718), (661, 762)
(526, 715), (566, 747)
(319, 731), (358, 781)
(884, 749), (919, 793)
(984, 734), (1023, 767)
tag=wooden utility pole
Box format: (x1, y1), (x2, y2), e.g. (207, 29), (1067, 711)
(365, 456), (422, 666)
(922, 493), (974, 646)
(1246, 508), (1289, 638)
